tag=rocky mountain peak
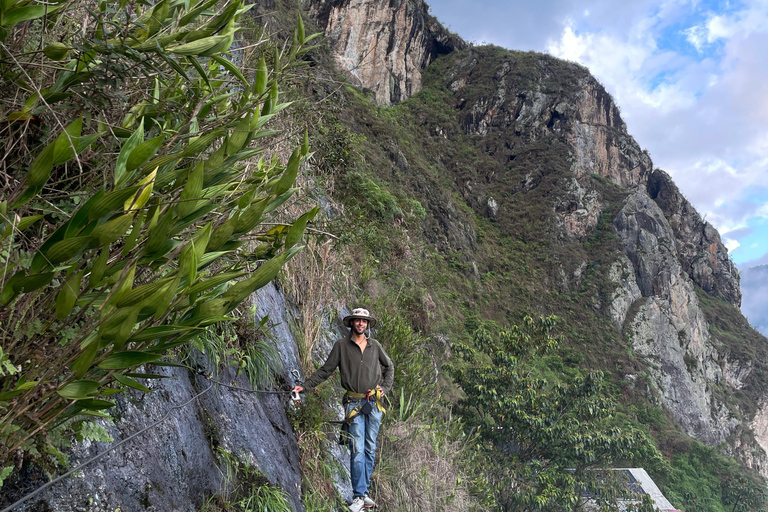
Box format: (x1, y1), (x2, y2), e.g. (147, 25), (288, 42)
(305, 0), (465, 105)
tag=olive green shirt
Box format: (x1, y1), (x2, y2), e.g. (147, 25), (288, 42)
(302, 332), (394, 395)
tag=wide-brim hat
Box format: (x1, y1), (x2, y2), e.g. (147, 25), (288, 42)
(343, 307), (377, 328)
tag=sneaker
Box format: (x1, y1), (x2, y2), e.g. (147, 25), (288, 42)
(349, 497), (365, 512)
(363, 495), (376, 508)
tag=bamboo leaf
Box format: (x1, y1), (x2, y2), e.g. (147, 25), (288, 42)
(211, 54), (247, 85)
(72, 335), (100, 379)
(55, 269), (83, 320)
(220, 245), (302, 306)
(57, 380), (100, 400)
(26, 136), (55, 188)
(252, 55), (268, 97)
(126, 135), (164, 172)
(225, 112), (251, 156)
(52, 117), (83, 165)
(89, 248), (109, 287)
(273, 148), (300, 196)
(72, 399), (115, 410)
(46, 236), (99, 265)
(91, 213), (134, 245)
(116, 124), (144, 187)
(285, 206), (319, 250)
(232, 197), (267, 235)
(89, 186), (140, 220)
(98, 351), (162, 370)
(113, 373), (152, 392)
(3, 3), (64, 26)
(13, 271), (55, 295)
(178, 162), (203, 218)
(297, 12), (305, 44)
(128, 325), (192, 343)
(187, 271), (243, 294)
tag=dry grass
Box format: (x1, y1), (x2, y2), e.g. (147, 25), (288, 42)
(372, 420), (478, 512)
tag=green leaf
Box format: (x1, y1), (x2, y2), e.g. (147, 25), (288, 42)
(89, 186), (140, 220)
(72, 335), (100, 379)
(205, 215), (236, 252)
(98, 351), (162, 370)
(297, 12), (305, 44)
(55, 269), (83, 320)
(115, 124), (144, 187)
(220, 246), (302, 307)
(89, 248), (109, 287)
(57, 380), (100, 400)
(26, 135), (55, 187)
(225, 112), (251, 156)
(14, 271), (55, 294)
(126, 135), (164, 172)
(146, 206), (174, 253)
(91, 213), (134, 245)
(211, 54), (247, 85)
(178, 0), (219, 26)
(273, 148), (300, 196)
(0, 271), (24, 305)
(187, 271), (243, 294)
(3, 3), (63, 26)
(41, 41), (70, 60)
(285, 207), (319, 250)
(232, 197), (267, 235)
(16, 214), (44, 232)
(116, 277), (172, 307)
(52, 117), (83, 166)
(72, 399), (115, 410)
(46, 236), (99, 264)
(128, 325), (191, 343)
(178, 161), (203, 218)
(113, 373), (152, 392)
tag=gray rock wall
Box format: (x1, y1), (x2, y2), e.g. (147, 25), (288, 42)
(18, 283), (309, 512)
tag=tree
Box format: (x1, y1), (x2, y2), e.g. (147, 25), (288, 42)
(0, 0), (319, 471)
(448, 316), (662, 510)
(721, 475), (767, 512)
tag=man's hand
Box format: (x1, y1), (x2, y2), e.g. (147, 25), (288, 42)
(292, 385), (304, 394)
(376, 385), (384, 395)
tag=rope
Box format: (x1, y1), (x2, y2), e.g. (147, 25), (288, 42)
(1, 382), (214, 512)
(0, 363), (308, 512)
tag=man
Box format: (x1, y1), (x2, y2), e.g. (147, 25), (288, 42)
(292, 307), (394, 512)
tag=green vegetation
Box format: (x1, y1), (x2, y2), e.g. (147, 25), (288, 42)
(202, 449), (293, 512)
(0, 0), (317, 477)
(3, 0), (767, 509)
(292, 36), (768, 510)
(448, 316), (663, 510)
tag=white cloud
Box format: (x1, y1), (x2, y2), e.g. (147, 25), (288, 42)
(725, 238), (741, 252)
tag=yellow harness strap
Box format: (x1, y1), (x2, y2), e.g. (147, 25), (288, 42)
(344, 388), (387, 423)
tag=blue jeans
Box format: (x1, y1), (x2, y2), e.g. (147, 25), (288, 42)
(345, 399), (383, 498)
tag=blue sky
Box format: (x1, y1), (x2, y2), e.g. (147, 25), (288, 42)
(428, 0), (768, 269)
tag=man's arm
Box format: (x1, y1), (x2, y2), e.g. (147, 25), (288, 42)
(293, 342), (341, 393)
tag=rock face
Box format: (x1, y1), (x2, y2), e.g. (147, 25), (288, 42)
(615, 193), (734, 445)
(307, 0), (464, 105)
(647, 169), (741, 307)
(17, 283), (308, 512)
(436, 45), (759, 465)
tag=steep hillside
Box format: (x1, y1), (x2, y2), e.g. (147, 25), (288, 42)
(4, 0), (768, 510)
(300, 0), (768, 498)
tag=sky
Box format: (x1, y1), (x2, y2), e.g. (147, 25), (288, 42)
(428, 0), (768, 269)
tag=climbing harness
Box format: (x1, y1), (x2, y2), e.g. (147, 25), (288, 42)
(336, 388), (388, 447)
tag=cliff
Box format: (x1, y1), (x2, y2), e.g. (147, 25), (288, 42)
(305, 0), (465, 105)
(7, 0), (768, 509)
